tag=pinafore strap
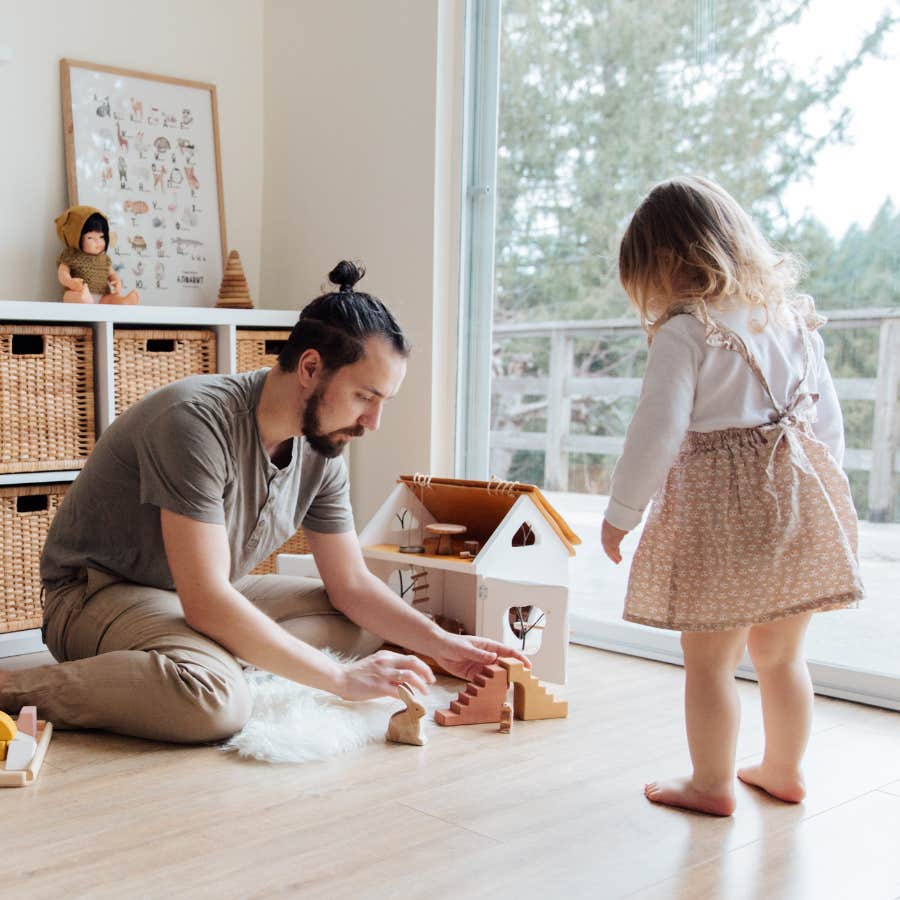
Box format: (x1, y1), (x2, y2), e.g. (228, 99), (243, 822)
(687, 301), (821, 483)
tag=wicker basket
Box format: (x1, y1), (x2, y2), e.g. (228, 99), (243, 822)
(0, 324), (95, 474)
(113, 329), (217, 415)
(251, 529), (312, 575)
(236, 329), (291, 373)
(0, 483), (68, 633)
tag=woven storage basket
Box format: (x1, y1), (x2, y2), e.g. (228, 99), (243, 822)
(251, 529), (312, 575)
(236, 329), (291, 373)
(0, 483), (68, 633)
(114, 329), (217, 415)
(0, 324), (95, 473)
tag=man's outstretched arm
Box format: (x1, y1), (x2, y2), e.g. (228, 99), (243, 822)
(160, 509), (434, 698)
(306, 529), (531, 683)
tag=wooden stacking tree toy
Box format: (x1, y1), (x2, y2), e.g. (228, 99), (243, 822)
(215, 250), (254, 309)
(435, 657), (567, 726)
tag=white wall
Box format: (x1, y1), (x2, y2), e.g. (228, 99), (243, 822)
(262, 0), (463, 524)
(0, 0), (463, 525)
(0, 0), (265, 302)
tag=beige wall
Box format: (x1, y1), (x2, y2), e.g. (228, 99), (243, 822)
(262, 0), (463, 523)
(0, 0), (265, 301)
(1, 0), (462, 525)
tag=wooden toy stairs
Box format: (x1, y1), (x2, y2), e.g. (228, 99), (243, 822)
(434, 664), (509, 725)
(498, 657), (568, 720)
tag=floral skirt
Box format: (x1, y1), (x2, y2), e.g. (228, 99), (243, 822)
(623, 424), (863, 632)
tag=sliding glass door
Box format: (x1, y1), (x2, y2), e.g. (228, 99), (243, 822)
(458, 0), (900, 707)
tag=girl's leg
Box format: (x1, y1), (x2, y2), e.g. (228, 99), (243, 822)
(645, 627), (749, 816)
(738, 612), (813, 803)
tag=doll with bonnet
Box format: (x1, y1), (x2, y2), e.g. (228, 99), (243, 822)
(55, 205), (139, 304)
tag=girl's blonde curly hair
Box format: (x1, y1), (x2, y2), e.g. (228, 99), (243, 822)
(619, 175), (808, 334)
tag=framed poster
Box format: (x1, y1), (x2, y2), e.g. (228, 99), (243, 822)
(60, 59), (227, 307)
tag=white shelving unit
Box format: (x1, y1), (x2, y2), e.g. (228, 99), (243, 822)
(0, 300), (299, 656)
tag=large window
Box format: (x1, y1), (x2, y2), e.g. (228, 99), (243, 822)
(459, 0), (900, 706)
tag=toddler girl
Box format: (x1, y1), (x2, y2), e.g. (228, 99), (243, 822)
(601, 176), (863, 816)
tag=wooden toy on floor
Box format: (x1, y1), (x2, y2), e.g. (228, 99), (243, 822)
(6, 732), (37, 770)
(434, 664), (509, 726)
(17, 706), (37, 738)
(0, 709), (53, 788)
(498, 657), (568, 720)
(0, 710), (16, 742)
(386, 683), (427, 746)
(435, 658), (568, 726)
(499, 702), (513, 734)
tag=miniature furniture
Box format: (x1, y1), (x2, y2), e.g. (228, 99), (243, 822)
(425, 522), (466, 555)
(499, 702), (513, 734)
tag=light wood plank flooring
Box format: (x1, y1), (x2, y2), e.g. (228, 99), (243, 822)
(3, 644), (900, 899)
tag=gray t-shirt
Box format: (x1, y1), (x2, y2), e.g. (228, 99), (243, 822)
(41, 369), (354, 590)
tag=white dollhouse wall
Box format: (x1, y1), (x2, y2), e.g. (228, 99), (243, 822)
(357, 483), (436, 548)
(475, 495), (570, 584)
(477, 577), (568, 684)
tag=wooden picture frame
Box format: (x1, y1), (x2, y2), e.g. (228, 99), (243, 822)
(60, 59), (228, 307)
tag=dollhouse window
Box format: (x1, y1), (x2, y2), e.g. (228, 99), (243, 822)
(511, 521), (538, 547)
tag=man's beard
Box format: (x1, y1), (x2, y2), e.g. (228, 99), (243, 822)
(302, 383), (365, 458)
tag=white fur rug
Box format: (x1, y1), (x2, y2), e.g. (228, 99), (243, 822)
(222, 660), (457, 764)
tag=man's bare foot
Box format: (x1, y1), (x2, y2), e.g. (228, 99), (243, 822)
(644, 777), (736, 816)
(737, 764), (806, 803)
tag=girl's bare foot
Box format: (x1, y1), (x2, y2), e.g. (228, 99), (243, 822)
(737, 764), (806, 803)
(644, 777), (736, 816)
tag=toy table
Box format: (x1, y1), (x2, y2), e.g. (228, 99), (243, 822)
(0, 720), (53, 788)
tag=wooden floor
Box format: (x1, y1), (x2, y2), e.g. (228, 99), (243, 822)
(3, 644), (900, 899)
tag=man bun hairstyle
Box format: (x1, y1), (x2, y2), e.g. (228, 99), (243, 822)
(330, 259), (364, 293)
(278, 259), (411, 373)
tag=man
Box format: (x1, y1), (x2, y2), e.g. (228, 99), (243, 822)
(0, 261), (526, 743)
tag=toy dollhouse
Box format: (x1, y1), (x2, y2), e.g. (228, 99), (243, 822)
(279, 476), (580, 684)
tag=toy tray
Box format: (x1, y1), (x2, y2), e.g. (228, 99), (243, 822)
(0, 720), (53, 788)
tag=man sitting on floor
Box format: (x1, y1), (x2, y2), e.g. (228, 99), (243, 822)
(0, 260), (527, 743)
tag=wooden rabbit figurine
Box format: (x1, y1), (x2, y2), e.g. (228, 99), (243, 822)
(386, 683), (427, 746)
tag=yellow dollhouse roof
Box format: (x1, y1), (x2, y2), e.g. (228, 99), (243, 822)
(398, 476), (581, 556)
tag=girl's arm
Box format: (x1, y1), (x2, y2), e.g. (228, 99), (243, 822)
(809, 330), (845, 466)
(605, 319), (703, 532)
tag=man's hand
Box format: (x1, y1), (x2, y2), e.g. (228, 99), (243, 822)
(335, 649), (435, 700)
(429, 632), (531, 683)
(601, 518), (628, 564)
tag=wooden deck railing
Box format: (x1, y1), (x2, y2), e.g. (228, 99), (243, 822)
(491, 308), (900, 522)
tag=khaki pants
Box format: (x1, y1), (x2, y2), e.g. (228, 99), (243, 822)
(0, 568), (382, 743)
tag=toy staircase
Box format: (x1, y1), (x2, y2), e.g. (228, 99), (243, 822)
(498, 658), (568, 720)
(434, 664), (508, 725)
(410, 570), (429, 607)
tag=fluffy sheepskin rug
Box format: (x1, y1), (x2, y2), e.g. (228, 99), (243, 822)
(222, 656), (457, 764)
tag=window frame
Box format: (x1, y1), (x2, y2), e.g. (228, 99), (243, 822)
(456, 0), (900, 711)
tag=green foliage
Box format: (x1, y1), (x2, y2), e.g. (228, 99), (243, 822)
(489, 1), (899, 519)
(495, 0), (897, 323)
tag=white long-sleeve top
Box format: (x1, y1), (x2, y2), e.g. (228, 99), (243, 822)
(604, 303), (845, 532)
